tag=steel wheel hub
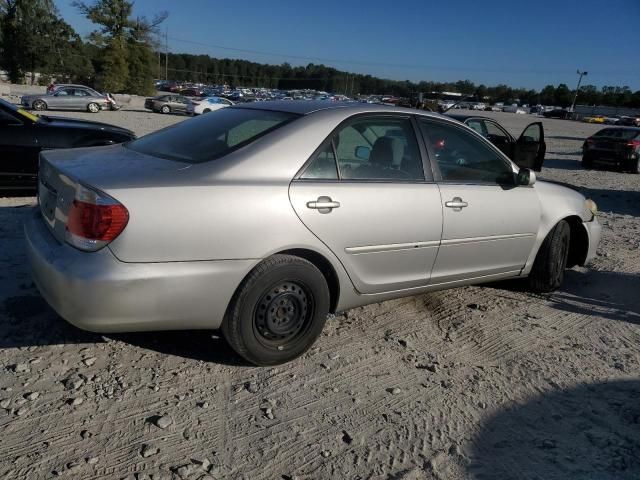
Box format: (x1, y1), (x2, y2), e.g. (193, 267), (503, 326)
(255, 281), (310, 341)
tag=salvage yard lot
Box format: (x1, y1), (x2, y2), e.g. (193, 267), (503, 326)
(1, 109), (639, 479)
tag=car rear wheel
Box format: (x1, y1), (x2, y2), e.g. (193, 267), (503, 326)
(203, 108), (211, 114)
(581, 156), (593, 169)
(161, 105), (170, 114)
(628, 157), (640, 174)
(32, 100), (47, 111)
(87, 102), (100, 113)
(528, 220), (570, 293)
(222, 255), (330, 366)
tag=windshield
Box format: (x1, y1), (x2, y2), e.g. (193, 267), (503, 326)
(594, 128), (639, 139)
(126, 107), (298, 163)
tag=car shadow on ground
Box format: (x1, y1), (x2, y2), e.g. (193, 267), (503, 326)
(577, 187), (640, 217)
(467, 379), (640, 480)
(547, 135), (587, 141)
(489, 269), (640, 325)
(542, 158), (582, 170)
(0, 190), (37, 198)
(0, 298), (246, 365)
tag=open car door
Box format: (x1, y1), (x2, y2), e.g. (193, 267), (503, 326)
(513, 122), (545, 171)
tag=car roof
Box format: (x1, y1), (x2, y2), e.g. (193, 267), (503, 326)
(445, 113), (489, 122)
(232, 100), (441, 117)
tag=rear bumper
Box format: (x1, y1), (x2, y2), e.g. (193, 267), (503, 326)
(583, 150), (636, 165)
(25, 208), (256, 333)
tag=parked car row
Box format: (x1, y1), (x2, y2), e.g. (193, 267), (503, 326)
(144, 95), (234, 115)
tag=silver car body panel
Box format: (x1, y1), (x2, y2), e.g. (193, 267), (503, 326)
(289, 182), (442, 294)
(26, 102), (601, 332)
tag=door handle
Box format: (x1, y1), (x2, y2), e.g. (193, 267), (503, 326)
(307, 196), (340, 214)
(445, 197), (468, 211)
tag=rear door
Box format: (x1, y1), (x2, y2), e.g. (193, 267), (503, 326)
(418, 117), (540, 284)
(513, 122), (545, 171)
(289, 114), (443, 294)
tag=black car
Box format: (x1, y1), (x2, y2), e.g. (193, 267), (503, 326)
(0, 98), (135, 191)
(446, 114), (546, 171)
(582, 127), (640, 173)
(543, 108), (570, 119)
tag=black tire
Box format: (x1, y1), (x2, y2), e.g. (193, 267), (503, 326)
(32, 100), (47, 111)
(222, 254), (330, 366)
(203, 108), (211, 114)
(628, 157), (640, 174)
(581, 155), (593, 169)
(87, 102), (100, 113)
(161, 105), (170, 114)
(528, 220), (570, 293)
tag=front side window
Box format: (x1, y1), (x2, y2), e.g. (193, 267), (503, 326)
(484, 120), (510, 142)
(127, 108), (298, 163)
(308, 117), (424, 181)
(420, 119), (515, 184)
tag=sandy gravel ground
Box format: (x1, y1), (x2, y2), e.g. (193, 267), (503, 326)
(0, 108), (639, 480)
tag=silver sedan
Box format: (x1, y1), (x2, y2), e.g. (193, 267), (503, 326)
(21, 86), (110, 113)
(25, 102), (601, 365)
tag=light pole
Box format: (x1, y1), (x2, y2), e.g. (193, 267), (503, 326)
(570, 69), (588, 113)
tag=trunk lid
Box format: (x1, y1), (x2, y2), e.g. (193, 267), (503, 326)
(37, 145), (193, 243)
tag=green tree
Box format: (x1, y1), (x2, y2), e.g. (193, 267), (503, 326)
(73, 0), (166, 94)
(554, 83), (572, 107)
(0, 0), (70, 83)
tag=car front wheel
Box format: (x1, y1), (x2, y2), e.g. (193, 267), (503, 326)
(528, 220), (570, 293)
(161, 105), (170, 114)
(222, 255), (330, 366)
(87, 102), (100, 113)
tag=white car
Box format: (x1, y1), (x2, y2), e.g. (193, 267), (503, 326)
(187, 96), (234, 115)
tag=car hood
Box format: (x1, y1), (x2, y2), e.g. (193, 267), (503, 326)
(41, 116), (135, 138)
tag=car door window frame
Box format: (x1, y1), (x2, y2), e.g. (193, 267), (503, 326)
(483, 119), (513, 142)
(294, 113), (433, 183)
(416, 116), (518, 186)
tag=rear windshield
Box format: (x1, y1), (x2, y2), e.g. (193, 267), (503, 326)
(594, 128), (639, 139)
(126, 108), (298, 163)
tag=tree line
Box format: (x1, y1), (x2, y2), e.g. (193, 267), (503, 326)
(1, 1), (639, 107)
(0, 0), (164, 95)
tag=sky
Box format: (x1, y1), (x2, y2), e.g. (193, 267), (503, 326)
(54, 0), (640, 91)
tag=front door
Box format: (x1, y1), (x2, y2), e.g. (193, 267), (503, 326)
(513, 122), (546, 171)
(289, 115), (443, 294)
(418, 117), (541, 284)
(0, 112), (39, 190)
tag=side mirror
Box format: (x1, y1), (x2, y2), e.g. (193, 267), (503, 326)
(517, 168), (536, 186)
(355, 146), (370, 160)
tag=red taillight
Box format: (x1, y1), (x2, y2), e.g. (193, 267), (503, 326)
(67, 200), (128, 241)
(585, 137), (594, 144)
(65, 186), (129, 251)
(627, 140), (640, 148)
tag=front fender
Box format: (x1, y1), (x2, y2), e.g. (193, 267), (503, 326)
(521, 180), (593, 275)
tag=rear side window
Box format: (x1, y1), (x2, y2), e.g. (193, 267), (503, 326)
(127, 108), (298, 163)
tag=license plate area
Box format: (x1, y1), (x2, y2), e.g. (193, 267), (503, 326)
(38, 180), (58, 227)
